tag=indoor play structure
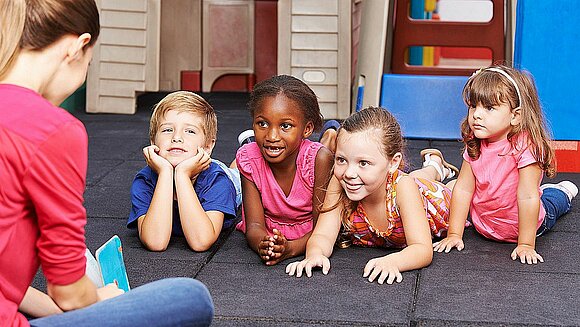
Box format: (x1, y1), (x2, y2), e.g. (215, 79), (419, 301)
(81, 0), (578, 170)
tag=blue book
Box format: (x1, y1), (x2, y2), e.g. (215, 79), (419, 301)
(95, 235), (130, 292)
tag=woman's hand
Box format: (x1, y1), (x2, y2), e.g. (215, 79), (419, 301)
(363, 255), (403, 285)
(511, 244), (544, 264)
(432, 234), (465, 253)
(285, 254), (331, 277)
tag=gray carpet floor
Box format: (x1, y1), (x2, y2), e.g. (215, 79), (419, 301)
(32, 92), (580, 326)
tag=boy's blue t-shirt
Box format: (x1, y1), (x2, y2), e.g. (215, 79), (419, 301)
(128, 162), (237, 234)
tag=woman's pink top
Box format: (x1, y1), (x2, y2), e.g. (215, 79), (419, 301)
(464, 136), (545, 242)
(235, 139), (323, 240)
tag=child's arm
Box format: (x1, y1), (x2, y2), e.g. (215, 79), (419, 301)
(266, 147), (334, 265)
(240, 174), (273, 262)
(286, 175), (343, 277)
(174, 148), (222, 251)
(19, 286), (63, 317)
(363, 176), (434, 284)
(137, 145), (175, 251)
(512, 164), (544, 264)
(26, 282), (124, 316)
(433, 160), (475, 252)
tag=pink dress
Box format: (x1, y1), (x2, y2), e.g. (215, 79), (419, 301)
(235, 139), (323, 240)
(464, 135), (545, 242)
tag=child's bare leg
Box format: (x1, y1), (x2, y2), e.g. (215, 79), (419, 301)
(409, 149), (459, 182)
(409, 155), (442, 181)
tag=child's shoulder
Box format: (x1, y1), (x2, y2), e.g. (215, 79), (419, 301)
(236, 142), (262, 160)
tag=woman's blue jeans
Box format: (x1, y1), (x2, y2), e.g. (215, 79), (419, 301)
(29, 278), (213, 327)
(537, 187), (572, 236)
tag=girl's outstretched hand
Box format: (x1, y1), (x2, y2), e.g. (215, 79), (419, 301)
(432, 235), (465, 253)
(363, 256), (403, 285)
(511, 244), (544, 264)
(285, 255), (331, 278)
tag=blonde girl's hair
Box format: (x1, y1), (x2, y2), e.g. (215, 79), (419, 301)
(149, 91), (218, 146)
(461, 65), (556, 177)
(0, 0), (100, 78)
(322, 107), (405, 230)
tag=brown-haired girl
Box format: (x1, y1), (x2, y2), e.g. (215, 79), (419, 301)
(0, 1), (212, 325)
(286, 107), (459, 284)
(434, 65), (577, 264)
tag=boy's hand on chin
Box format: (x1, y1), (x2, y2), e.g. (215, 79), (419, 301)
(175, 147), (211, 179)
(143, 145), (173, 174)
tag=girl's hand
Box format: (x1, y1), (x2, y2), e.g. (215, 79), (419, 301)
(175, 147), (211, 180)
(264, 229), (289, 266)
(97, 283), (125, 302)
(285, 254), (331, 277)
(511, 244), (544, 264)
(363, 256), (403, 285)
(258, 234), (272, 262)
(143, 145), (173, 174)
(432, 234), (465, 253)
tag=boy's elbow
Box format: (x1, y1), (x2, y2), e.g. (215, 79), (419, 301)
(187, 238), (213, 252)
(141, 237), (169, 252)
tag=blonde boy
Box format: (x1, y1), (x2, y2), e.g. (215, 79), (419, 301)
(128, 91), (237, 251)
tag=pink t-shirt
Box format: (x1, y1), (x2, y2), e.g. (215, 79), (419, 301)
(235, 139), (323, 240)
(0, 84), (88, 326)
(463, 136), (545, 242)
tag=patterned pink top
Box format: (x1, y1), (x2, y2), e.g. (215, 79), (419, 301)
(235, 139), (323, 240)
(348, 169), (452, 248)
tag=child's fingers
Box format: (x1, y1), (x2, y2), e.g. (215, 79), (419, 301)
(321, 257), (331, 275)
(305, 259), (322, 278)
(367, 267), (381, 283)
(432, 241), (440, 250)
(386, 270), (401, 285)
(377, 270), (389, 285)
(285, 261), (298, 275)
(269, 244), (285, 253)
(362, 259), (376, 278)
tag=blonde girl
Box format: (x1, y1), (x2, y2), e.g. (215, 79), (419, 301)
(286, 107), (459, 284)
(433, 65), (577, 264)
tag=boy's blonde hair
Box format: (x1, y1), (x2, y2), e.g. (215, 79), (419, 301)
(149, 91), (218, 146)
